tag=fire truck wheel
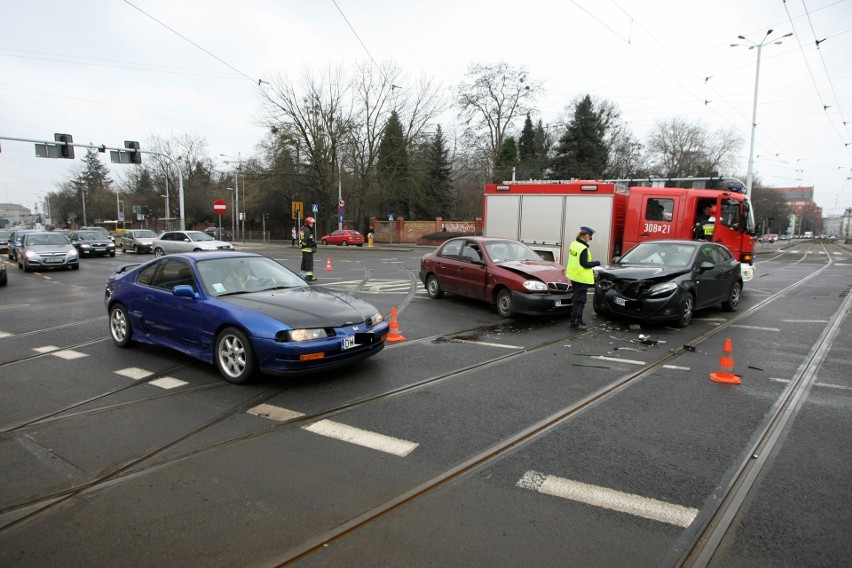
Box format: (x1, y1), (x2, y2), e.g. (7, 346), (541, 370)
(674, 293), (694, 328)
(722, 281), (742, 312)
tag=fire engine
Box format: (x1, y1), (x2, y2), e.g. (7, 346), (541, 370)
(482, 178), (756, 281)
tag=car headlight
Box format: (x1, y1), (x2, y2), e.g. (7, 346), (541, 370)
(648, 281), (678, 297)
(367, 312), (384, 327)
(80, 244), (91, 249)
(597, 279), (614, 291)
(68, 249), (79, 258)
(522, 280), (548, 291)
(279, 328), (330, 342)
(25, 250), (38, 259)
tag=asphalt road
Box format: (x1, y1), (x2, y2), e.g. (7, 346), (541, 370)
(0, 240), (849, 567)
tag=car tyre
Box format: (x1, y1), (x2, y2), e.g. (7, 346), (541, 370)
(321, 239), (328, 245)
(109, 304), (135, 347)
(154, 248), (165, 257)
(722, 281), (742, 312)
(109, 251), (116, 257)
(72, 264), (79, 270)
(426, 274), (444, 299)
(342, 241), (348, 246)
(674, 292), (694, 328)
(496, 288), (513, 318)
(215, 327), (256, 384)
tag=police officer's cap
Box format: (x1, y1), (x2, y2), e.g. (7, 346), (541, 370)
(580, 226), (595, 235)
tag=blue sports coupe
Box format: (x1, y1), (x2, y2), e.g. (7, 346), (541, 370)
(104, 251), (389, 383)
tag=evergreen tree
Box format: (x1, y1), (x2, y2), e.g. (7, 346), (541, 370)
(376, 110), (409, 218)
(422, 126), (453, 217)
(549, 95), (608, 180)
(494, 136), (518, 183)
(78, 147), (115, 222)
(517, 114), (538, 180)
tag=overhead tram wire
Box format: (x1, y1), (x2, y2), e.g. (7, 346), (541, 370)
(331, 0), (399, 91)
(122, 0), (265, 87)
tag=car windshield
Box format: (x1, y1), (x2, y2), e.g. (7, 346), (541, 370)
(619, 242), (697, 267)
(26, 233), (69, 246)
(132, 230), (157, 238)
(77, 231), (101, 240)
(483, 240), (544, 262)
(196, 256), (309, 296)
(186, 231), (214, 242)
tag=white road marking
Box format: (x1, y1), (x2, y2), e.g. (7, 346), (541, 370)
(32, 345), (87, 359)
(663, 365), (691, 371)
(781, 319), (829, 323)
(592, 355), (645, 365)
(304, 420), (419, 457)
(149, 377), (188, 389)
(247, 404), (418, 456)
(731, 325), (780, 331)
(114, 367), (153, 380)
(770, 377), (852, 391)
(517, 470), (698, 528)
(451, 338), (523, 349)
(0, 331), (12, 338)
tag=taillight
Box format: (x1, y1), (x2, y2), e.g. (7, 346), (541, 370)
(741, 253), (753, 264)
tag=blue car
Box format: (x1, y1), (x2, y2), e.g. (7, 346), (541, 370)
(104, 252), (389, 383)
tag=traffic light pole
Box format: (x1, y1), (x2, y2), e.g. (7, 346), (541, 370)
(0, 135), (187, 230)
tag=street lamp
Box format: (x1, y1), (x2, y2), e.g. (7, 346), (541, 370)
(220, 153), (242, 240)
(731, 29), (793, 195)
(226, 187), (236, 239)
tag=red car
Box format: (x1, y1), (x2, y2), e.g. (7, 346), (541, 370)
(320, 229), (364, 247)
(419, 236), (573, 318)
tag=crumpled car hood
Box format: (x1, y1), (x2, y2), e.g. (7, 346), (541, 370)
(500, 260), (568, 281)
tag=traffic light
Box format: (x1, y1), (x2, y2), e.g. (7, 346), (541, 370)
(124, 140), (142, 164)
(54, 133), (75, 159)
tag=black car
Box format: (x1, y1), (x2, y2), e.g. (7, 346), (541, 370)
(69, 230), (116, 257)
(593, 240), (742, 328)
(204, 227), (232, 241)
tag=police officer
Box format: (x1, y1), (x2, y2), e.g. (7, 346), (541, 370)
(300, 216), (317, 281)
(566, 226), (600, 331)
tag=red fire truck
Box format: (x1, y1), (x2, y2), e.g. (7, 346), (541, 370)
(482, 178), (756, 281)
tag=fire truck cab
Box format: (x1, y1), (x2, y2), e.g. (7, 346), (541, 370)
(483, 178), (756, 282)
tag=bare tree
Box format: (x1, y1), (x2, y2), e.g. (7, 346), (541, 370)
(644, 117), (742, 178)
(456, 62), (541, 175)
(260, 65), (353, 232)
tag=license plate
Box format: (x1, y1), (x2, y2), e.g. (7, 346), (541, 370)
(614, 296), (626, 306)
(45, 257), (62, 263)
(95, 248), (106, 252)
(341, 336), (357, 350)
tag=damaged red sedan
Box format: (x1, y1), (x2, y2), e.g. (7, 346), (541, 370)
(419, 237), (573, 317)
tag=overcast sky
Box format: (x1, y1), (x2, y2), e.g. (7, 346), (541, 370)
(2, 0), (851, 218)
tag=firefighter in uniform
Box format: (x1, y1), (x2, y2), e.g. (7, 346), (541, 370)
(566, 226), (600, 331)
(702, 213), (716, 241)
(299, 216), (318, 281)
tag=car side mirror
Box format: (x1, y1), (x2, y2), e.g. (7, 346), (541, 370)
(173, 285), (198, 298)
(697, 261), (715, 273)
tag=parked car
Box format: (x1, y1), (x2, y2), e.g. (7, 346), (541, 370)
(204, 226), (232, 241)
(17, 231), (79, 272)
(593, 240), (742, 328)
(0, 260), (7, 286)
(7, 229), (38, 261)
(152, 230), (234, 256)
(320, 229), (365, 247)
(0, 230), (12, 256)
(104, 252), (389, 383)
(69, 230), (116, 257)
(119, 229), (158, 254)
(419, 236), (573, 318)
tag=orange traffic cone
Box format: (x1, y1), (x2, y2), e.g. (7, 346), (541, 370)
(325, 257), (333, 271)
(386, 307), (406, 342)
(710, 338), (741, 384)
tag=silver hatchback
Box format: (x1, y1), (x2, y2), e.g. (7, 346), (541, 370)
(17, 232), (80, 271)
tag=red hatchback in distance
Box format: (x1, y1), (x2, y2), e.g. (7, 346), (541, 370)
(320, 230), (365, 247)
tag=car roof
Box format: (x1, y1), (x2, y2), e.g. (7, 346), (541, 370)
(167, 251), (259, 262)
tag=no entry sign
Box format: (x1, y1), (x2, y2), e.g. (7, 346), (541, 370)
(213, 199), (227, 214)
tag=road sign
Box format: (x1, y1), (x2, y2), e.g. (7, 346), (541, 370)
(338, 199), (345, 208)
(291, 201), (304, 220)
(213, 199), (227, 214)
(312, 203), (319, 213)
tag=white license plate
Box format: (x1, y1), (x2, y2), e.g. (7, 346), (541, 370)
(95, 248), (106, 251)
(614, 296), (627, 306)
(45, 258), (62, 263)
(341, 336), (357, 350)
